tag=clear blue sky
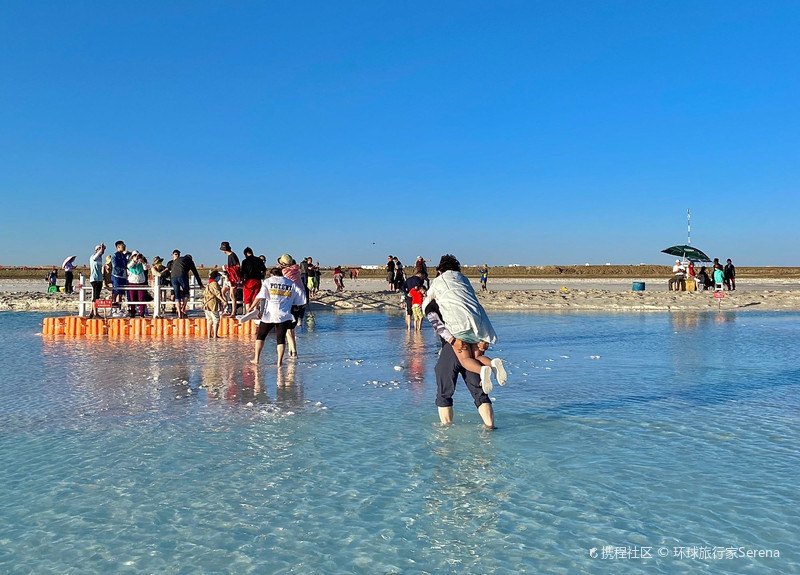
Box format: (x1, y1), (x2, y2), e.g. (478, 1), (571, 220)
(2, 1), (798, 267)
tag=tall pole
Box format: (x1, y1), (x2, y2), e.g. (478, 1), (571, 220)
(687, 208), (691, 245)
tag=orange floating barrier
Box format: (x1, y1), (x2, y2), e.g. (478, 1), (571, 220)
(43, 316), (275, 338)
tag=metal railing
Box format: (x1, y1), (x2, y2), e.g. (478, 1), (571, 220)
(76, 274), (238, 318)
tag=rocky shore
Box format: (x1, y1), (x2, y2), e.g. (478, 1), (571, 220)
(3, 278), (800, 313)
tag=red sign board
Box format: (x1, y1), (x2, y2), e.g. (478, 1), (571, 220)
(713, 291), (725, 299)
(96, 299), (113, 309)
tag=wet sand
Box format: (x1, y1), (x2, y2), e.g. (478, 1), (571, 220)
(3, 278), (800, 313)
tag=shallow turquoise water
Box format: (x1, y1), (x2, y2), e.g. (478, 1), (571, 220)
(1, 311), (799, 574)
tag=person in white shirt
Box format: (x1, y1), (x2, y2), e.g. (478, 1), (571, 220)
(668, 259), (686, 291)
(246, 267), (307, 366)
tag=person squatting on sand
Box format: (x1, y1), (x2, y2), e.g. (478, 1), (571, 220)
(425, 299), (495, 428)
(247, 266), (307, 366)
(423, 254), (507, 394)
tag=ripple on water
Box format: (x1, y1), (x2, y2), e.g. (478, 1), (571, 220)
(1, 311), (800, 572)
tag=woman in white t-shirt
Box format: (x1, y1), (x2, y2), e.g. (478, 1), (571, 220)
(246, 267), (307, 366)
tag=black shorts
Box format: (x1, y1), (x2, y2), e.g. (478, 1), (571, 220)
(255, 320), (292, 345)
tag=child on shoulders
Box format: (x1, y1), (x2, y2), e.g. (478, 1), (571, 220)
(423, 254), (507, 394)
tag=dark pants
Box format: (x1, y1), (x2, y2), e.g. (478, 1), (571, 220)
(127, 282), (147, 316)
(64, 271), (74, 294)
(256, 320), (292, 345)
(91, 281), (103, 301)
(300, 274), (309, 300)
(435, 343), (491, 409)
(668, 276), (685, 291)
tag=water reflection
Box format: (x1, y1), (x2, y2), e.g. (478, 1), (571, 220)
(403, 330), (428, 402)
(669, 311), (736, 331)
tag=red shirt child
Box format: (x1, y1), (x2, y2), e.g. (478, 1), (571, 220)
(409, 286), (424, 307)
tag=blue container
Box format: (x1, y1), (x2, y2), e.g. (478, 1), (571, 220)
(632, 282), (646, 292)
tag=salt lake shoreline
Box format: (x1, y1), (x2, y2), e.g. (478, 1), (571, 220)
(3, 278), (800, 313)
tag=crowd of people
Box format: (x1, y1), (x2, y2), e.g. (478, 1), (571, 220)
(60, 241), (323, 324)
(668, 258), (736, 292)
(54, 243), (507, 428)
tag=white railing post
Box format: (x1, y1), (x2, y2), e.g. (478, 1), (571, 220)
(78, 282), (86, 317)
(190, 275), (197, 313)
(152, 276), (161, 317)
